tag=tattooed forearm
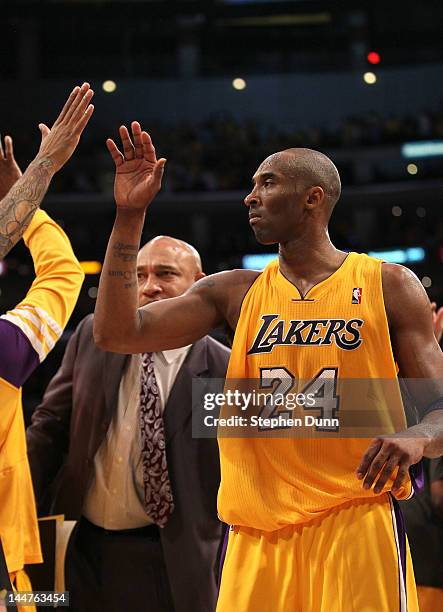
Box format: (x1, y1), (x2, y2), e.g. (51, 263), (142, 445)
(0, 157), (54, 259)
(108, 268), (137, 289)
(108, 270), (136, 280)
(112, 242), (138, 262)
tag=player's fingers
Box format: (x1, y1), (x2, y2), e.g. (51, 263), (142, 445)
(106, 138), (125, 167)
(38, 123), (51, 142)
(131, 121), (144, 158)
(141, 131), (157, 162)
(4, 136), (14, 159)
(391, 460), (410, 494)
(62, 83), (91, 125)
(119, 125), (135, 160)
(53, 85), (81, 126)
(356, 438), (382, 480)
(362, 448), (391, 490)
(152, 158), (167, 188)
(69, 88), (94, 128)
(372, 454), (402, 494)
(0, 135), (4, 159)
(72, 104), (95, 136)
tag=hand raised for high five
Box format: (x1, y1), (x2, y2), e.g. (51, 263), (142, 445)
(106, 121), (166, 211)
(0, 135), (22, 200)
(35, 82), (94, 174)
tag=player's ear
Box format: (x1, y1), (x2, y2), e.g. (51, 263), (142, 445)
(305, 186), (324, 211)
(195, 271), (206, 282)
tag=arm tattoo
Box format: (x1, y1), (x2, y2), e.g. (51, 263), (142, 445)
(0, 157), (54, 259)
(189, 278), (216, 292)
(112, 242), (138, 262)
(108, 268), (137, 289)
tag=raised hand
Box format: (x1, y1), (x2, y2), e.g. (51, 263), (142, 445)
(0, 82), (94, 259)
(36, 82), (94, 174)
(106, 121), (166, 211)
(0, 135), (22, 200)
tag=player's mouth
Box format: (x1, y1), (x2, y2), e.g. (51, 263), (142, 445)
(249, 213), (262, 225)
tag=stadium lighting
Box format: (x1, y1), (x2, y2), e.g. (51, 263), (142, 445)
(367, 247), (425, 264)
(232, 78), (247, 90)
(363, 72), (377, 85)
(401, 140), (443, 158)
(367, 51), (381, 65)
(243, 253), (277, 270)
(102, 80), (117, 93)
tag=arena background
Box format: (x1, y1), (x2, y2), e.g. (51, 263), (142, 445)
(1, 0), (442, 420)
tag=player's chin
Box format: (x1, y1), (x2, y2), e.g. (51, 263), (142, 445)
(252, 228), (278, 246)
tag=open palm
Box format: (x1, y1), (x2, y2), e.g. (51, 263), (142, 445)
(107, 122), (166, 210)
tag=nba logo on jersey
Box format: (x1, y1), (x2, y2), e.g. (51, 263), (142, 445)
(352, 288), (362, 304)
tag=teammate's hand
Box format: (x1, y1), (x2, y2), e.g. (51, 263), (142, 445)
(0, 135), (22, 200)
(35, 82), (94, 174)
(356, 431), (427, 494)
(431, 302), (443, 344)
(106, 121), (166, 211)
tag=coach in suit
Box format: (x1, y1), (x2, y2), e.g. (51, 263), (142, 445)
(26, 236), (230, 612)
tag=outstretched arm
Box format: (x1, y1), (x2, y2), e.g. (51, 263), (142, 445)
(94, 122), (225, 353)
(0, 82), (94, 259)
(357, 264), (443, 493)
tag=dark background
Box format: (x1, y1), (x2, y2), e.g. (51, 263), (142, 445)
(1, 0), (442, 416)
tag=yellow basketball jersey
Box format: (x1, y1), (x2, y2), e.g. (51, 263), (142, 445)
(217, 253), (413, 531)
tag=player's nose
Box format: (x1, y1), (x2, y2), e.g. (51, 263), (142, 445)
(244, 188), (258, 207)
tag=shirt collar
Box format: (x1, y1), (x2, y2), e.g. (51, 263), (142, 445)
(158, 345), (192, 365)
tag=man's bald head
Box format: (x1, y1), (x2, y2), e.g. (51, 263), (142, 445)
(139, 235), (202, 274)
(136, 235), (204, 307)
(262, 148), (341, 215)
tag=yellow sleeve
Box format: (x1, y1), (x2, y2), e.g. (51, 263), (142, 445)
(0, 209), (84, 364)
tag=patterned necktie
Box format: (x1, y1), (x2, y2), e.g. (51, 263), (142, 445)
(139, 352), (174, 527)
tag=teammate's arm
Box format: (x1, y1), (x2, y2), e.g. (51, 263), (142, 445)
(357, 264), (443, 493)
(0, 83), (94, 259)
(94, 122), (228, 353)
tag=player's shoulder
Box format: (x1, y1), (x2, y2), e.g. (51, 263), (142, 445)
(190, 268), (261, 296)
(381, 263), (424, 299)
(381, 263), (431, 328)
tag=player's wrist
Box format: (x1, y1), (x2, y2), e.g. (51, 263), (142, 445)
(29, 155), (56, 179)
(115, 206), (146, 220)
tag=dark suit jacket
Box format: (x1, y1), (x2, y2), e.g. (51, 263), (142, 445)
(26, 314), (230, 612)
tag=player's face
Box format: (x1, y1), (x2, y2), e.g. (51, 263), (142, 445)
(136, 243), (200, 307)
(244, 154), (305, 245)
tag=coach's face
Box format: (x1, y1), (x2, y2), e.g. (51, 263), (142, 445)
(244, 152), (307, 245)
(136, 238), (204, 307)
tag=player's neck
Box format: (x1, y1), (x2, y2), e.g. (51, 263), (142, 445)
(278, 234), (347, 293)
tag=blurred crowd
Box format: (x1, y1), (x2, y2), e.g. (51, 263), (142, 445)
(8, 106), (443, 194)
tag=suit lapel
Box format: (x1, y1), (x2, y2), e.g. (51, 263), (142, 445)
(164, 338), (208, 444)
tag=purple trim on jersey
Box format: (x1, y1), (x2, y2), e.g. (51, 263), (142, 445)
(392, 498), (406, 586)
(218, 526), (230, 591)
(0, 319), (39, 387)
(409, 461), (424, 496)
(390, 496), (407, 611)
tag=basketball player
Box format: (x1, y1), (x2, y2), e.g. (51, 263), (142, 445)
(94, 121), (443, 611)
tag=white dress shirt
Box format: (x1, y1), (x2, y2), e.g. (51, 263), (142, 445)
(83, 346), (191, 529)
